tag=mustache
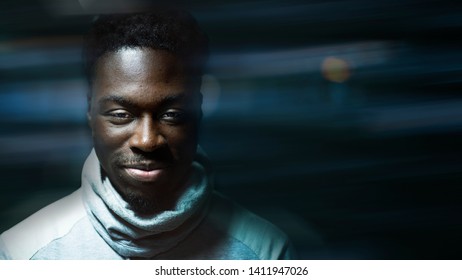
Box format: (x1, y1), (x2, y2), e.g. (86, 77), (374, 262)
(113, 148), (174, 166)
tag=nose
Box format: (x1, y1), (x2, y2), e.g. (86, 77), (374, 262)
(129, 116), (165, 152)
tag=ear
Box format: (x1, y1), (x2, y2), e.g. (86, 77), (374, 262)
(86, 91), (93, 128)
(198, 92), (203, 121)
(87, 111), (94, 135)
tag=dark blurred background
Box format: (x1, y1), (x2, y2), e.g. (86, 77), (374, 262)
(0, 0), (461, 259)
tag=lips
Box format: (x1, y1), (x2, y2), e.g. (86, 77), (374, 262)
(122, 163), (168, 182)
(124, 167), (164, 182)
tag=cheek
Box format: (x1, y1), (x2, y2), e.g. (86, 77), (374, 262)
(91, 118), (130, 152)
(162, 125), (199, 157)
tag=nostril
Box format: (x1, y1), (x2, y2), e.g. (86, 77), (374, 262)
(130, 145), (173, 162)
(129, 116), (166, 152)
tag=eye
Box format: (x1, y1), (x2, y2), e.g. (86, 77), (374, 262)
(160, 110), (185, 124)
(105, 110), (134, 124)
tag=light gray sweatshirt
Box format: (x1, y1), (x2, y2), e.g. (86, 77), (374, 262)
(0, 150), (294, 260)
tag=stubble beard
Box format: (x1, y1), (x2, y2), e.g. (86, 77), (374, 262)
(100, 151), (193, 216)
(123, 191), (160, 215)
(100, 166), (165, 216)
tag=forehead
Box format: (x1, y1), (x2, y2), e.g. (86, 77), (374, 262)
(91, 48), (200, 106)
(94, 47), (187, 85)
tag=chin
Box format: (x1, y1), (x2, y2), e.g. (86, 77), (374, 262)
(118, 179), (177, 214)
(124, 191), (161, 215)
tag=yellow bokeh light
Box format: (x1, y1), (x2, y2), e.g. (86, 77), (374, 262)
(321, 56), (351, 83)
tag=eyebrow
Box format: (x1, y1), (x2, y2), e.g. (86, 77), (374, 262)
(98, 93), (189, 109)
(98, 95), (138, 109)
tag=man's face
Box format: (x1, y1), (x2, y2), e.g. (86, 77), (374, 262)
(88, 47), (202, 214)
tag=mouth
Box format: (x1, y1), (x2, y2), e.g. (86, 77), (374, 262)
(124, 168), (164, 182)
(122, 163), (168, 182)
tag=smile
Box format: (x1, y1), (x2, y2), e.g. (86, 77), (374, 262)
(124, 167), (165, 182)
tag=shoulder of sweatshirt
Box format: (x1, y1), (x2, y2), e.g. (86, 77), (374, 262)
(208, 192), (296, 260)
(0, 189), (86, 260)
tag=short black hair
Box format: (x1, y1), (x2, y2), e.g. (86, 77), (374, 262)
(83, 9), (209, 90)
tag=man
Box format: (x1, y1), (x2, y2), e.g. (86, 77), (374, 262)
(0, 9), (294, 259)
